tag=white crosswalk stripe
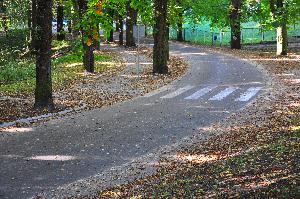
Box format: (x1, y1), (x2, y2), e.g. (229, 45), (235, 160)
(235, 87), (262, 102)
(209, 87), (238, 101)
(143, 85), (173, 98)
(161, 85), (194, 99)
(185, 86), (217, 100)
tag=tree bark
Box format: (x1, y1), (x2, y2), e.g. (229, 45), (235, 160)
(34, 0), (54, 110)
(177, 11), (184, 41)
(108, 8), (114, 42)
(94, 24), (100, 50)
(153, 0), (168, 74)
(78, 0), (94, 73)
(71, 0), (80, 39)
(30, 0), (37, 52)
(119, 16), (124, 45)
(125, 1), (137, 47)
(273, 0), (288, 55)
(229, 0), (242, 49)
(57, 3), (65, 40)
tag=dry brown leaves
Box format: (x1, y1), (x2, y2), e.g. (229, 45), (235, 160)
(95, 44), (300, 198)
(0, 47), (188, 127)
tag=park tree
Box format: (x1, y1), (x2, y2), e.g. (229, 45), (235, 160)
(57, 0), (66, 40)
(78, 0), (95, 73)
(229, 0), (243, 49)
(34, 0), (54, 110)
(125, 0), (137, 47)
(153, 0), (169, 74)
(269, 0), (288, 55)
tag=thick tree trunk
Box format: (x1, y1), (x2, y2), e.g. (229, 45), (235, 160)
(153, 0), (168, 74)
(276, 0), (288, 55)
(83, 42), (94, 72)
(125, 1), (137, 47)
(229, 0), (242, 49)
(57, 3), (65, 40)
(34, 0), (54, 110)
(177, 12), (184, 41)
(78, 0), (94, 73)
(119, 16), (124, 45)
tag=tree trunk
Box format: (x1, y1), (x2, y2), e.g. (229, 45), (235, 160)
(229, 0), (242, 49)
(34, 0), (54, 110)
(71, 0), (80, 39)
(57, 3), (65, 40)
(177, 11), (184, 41)
(116, 21), (120, 32)
(119, 16), (124, 45)
(30, 0), (37, 52)
(78, 0), (94, 73)
(276, 0), (288, 55)
(83, 41), (94, 72)
(94, 24), (100, 50)
(108, 8), (114, 42)
(153, 0), (168, 74)
(125, 1), (137, 47)
(109, 29), (114, 42)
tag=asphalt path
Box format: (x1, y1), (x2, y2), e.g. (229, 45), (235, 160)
(0, 42), (265, 199)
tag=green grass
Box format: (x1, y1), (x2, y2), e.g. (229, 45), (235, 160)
(0, 32), (112, 94)
(0, 53), (112, 93)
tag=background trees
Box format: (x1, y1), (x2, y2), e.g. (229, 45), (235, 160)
(1, 0), (299, 110)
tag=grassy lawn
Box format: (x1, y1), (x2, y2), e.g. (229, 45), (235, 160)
(0, 30), (112, 95)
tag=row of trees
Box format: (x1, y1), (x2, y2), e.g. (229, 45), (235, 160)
(1, 0), (299, 110)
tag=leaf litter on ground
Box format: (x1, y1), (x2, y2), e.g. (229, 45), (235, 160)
(83, 43), (300, 198)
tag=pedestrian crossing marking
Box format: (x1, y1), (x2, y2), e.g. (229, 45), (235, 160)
(235, 87), (262, 102)
(161, 85), (194, 99)
(209, 87), (238, 101)
(185, 86), (217, 100)
(143, 85), (173, 98)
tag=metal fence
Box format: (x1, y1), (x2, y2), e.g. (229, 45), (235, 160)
(169, 26), (300, 46)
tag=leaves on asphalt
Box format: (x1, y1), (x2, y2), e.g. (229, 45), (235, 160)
(93, 44), (300, 198)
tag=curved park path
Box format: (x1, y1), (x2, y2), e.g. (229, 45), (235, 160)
(0, 41), (266, 199)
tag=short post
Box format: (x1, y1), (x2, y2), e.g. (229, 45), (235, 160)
(219, 31), (223, 46)
(137, 25), (140, 78)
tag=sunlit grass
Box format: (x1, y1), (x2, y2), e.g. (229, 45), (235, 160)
(0, 39), (113, 94)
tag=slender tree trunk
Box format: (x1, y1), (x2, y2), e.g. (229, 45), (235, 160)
(125, 1), (137, 47)
(116, 21), (120, 32)
(177, 11), (184, 41)
(30, 0), (37, 52)
(276, 0), (288, 55)
(119, 16), (124, 45)
(108, 8), (114, 42)
(34, 0), (54, 110)
(166, 23), (170, 60)
(57, 3), (65, 40)
(153, 0), (168, 74)
(94, 24), (100, 50)
(229, 0), (242, 49)
(78, 0), (94, 73)
(71, 0), (80, 39)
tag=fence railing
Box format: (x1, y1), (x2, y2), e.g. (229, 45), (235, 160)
(169, 26), (300, 46)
